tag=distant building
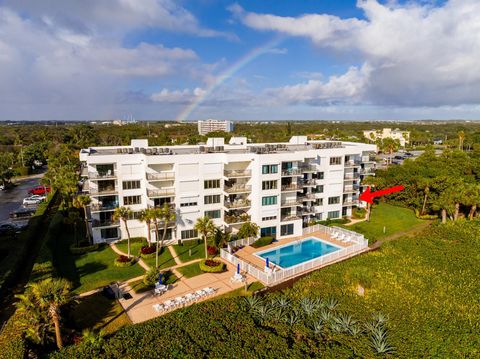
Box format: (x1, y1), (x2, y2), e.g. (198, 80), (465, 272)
(363, 128), (410, 147)
(198, 119), (234, 135)
(433, 138), (443, 145)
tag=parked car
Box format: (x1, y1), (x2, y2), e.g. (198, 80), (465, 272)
(0, 223), (22, 236)
(391, 160), (402, 165)
(28, 186), (51, 195)
(23, 195), (46, 205)
(10, 207), (36, 220)
(393, 155), (405, 160)
(404, 152), (414, 157)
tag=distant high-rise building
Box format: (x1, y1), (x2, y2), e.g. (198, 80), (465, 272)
(198, 119), (234, 135)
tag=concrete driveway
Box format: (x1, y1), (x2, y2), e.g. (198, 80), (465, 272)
(0, 173), (45, 223)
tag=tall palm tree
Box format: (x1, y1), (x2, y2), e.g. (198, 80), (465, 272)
(194, 216), (216, 259)
(138, 208), (154, 247)
(237, 220), (259, 239)
(211, 227), (230, 250)
(17, 278), (73, 349)
(73, 194), (92, 243)
(64, 210), (80, 247)
(113, 206), (133, 258)
(158, 203), (176, 254)
(458, 130), (465, 151)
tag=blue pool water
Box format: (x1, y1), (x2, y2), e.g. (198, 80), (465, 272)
(256, 237), (341, 269)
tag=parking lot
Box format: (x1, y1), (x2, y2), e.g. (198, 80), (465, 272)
(0, 174), (45, 223)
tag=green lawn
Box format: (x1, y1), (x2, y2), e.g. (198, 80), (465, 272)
(114, 237), (145, 257)
(69, 292), (131, 335)
(115, 238), (177, 270)
(172, 240), (205, 263)
(176, 261), (203, 278)
(341, 202), (424, 243)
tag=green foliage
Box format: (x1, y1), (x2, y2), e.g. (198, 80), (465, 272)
(352, 207), (366, 219)
(113, 256), (134, 267)
(172, 240), (205, 263)
(69, 243), (100, 255)
(251, 236), (274, 248)
(317, 217), (350, 226)
(237, 221), (259, 239)
(176, 262), (204, 278)
(199, 259), (225, 273)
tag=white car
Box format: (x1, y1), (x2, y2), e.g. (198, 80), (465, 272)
(23, 195), (46, 205)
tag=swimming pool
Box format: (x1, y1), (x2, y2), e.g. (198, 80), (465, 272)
(255, 237), (341, 269)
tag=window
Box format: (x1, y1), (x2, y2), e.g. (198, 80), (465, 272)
(314, 198), (323, 206)
(262, 215), (277, 221)
(262, 196), (277, 206)
(314, 185), (324, 194)
(316, 213), (323, 221)
(262, 164), (278, 174)
(261, 226), (276, 237)
(204, 195), (221, 204)
(317, 172), (324, 180)
(127, 211), (142, 220)
(204, 179), (220, 189)
(328, 196), (340, 205)
(281, 224), (294, 236)
(205, 210), (221, 219)
(328, 211), (340, 219)
(330, 157), (342, 165)
(181, 229), (198, 240)
(180, 201), (197, 207)
(123, 195), (141, 205)
(262, 180), (278, 190)
(122, 180), (141, 190)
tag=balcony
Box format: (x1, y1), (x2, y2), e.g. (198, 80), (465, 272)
(149, 220), (176, 229)
(146, 172), (175, 181)
(344, 173), (360, 180)
(90, 203), (119, 212)
(344, 160), (361, 168)
(298, 164), (317, 172)
(89, 187), (117, 195)
(298, 206), (315, 215)
(280, 214), (301, 222)
(281, 184), (301, 192)
(147, 188), (175, 197)
(344, 185), (359, 193)
(360, 168), (375, 176)
(224, 184), (251, 194)
(298, 193), (316, 201)
(343, 199), (359, 206)
(92, 219), (120, 228)
(281, 199), (302, 207)
(89, 171), (116, 180)
(80, 167), (88, 177)
(224, 213), (251, 224)
(224, 169), (251, 178)
(224, 199), (251, 209)
(281, 168), (301, 177)
(299, 179), (316, 187)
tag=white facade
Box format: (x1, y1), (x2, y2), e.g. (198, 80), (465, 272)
(198, 119), (234, 135)
(79, 137), (376, 244)
(363, 128), (410, 147)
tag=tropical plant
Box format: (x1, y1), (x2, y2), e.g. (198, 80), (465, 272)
(138, 208), (155, 247)
(210, 227), (230, 251)
(113, 206), (133, 258)
(194, 216), (216, 259)
(64, 210), (80, 247)
(73, 194), (92, 244)
(16, 278), (73, 349)
(237, 220), (259, 239)
(243, 295), (263, 313)
(152, 203), (176, 268)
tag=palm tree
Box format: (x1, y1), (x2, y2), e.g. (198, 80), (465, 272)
(237, 221), (259, 240)
(138, 208), (154, 247)
(458, 130), (465, 151)
(158, 203), (176, 252)
(419, 178), (432, 215)
(210, 227), (230, 251)
(64, 210), (80, 247)
(194, 216), (216, 259)
(113, 206), (133, 258)
(73, 194), (92, 244)
(16, 278), (73, 349)
(381, 138), (400, 165)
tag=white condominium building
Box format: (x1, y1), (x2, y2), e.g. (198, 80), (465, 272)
(79, 136), (376, 244)
(198, 119), (234, 135)
(363, 128), (410, 147)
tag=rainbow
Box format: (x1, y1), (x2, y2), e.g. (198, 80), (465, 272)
(176, 37), (283, 122)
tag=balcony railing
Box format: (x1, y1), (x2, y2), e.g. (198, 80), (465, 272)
(91, 219), (120, 228)
(224, 169), (251, 178)
(90, 203), (119, 212)
(298, 206), (315, 215)
(224, 200), (251, 209)
(281, 199), (302, 207)
(360, 168), (375, 175)
(147, 188), (175, 197)
(146, 172), (175, 181)
(344, 173), (360, 180)
(281, 169), (301, 176)
(89, 172), (116, 179)
(89, 188), (117, 195)
(280, 214), (301, 222)
(149, 220), (176, 228)
(343, 200), (359, 206)
(344, 160), (361, 167)
(298, 164), (317, 172)
(299, 179), (316, 187)
(281, 184), (301, 192)
(224, 184), (251, 194)
(344, 186), (359, 192)
(224, 214), (251, 224)
(298, 193), (316, 201)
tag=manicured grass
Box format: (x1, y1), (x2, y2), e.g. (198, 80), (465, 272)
(172, 240), (205, 263)
(176, 261), (203, 278)
(69, 292), (131, 335)
(114, 237), (146, 258)
(341, 202), (424, 243)
(115, 238), (177, 269)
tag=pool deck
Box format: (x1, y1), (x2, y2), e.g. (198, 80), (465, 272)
(234, 230), (352, 273)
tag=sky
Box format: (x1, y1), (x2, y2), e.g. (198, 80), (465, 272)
(1, 0), (480, 122)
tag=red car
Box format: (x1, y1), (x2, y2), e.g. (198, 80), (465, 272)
(28, 185), (51, 195)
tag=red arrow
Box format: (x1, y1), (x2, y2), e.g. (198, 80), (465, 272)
(359, 185), (405, 204)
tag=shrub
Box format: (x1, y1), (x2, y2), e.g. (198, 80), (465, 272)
(352, 207), (366, 219)
(317, 218), (350, 226)
(207, 245), (217, 255)
(251, 236), (274, 248)
(140, 245), (156, 258)
(414, 209), (438, 220)
(199, 259), (225, 273)
(144, 267), (161, 286)
(114, 255), (134, 267)
(69, 243), (100, 255)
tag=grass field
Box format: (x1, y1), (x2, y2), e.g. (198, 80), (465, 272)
(176, 261), (203, 278)
(342, 202), (424, 243)
(115, 238), (177, 269)
(172, 240), (205, 263)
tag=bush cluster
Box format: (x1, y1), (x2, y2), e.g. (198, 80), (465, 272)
(207, 245), (218, 255)
(251, 236), (274, 248)
(114, 255), (134, 267)
(199, 259), (225, 273)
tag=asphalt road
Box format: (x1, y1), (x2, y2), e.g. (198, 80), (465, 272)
(0, 174), (44, 223)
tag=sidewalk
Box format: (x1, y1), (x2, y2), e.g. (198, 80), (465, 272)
(110, 243), (151, 271)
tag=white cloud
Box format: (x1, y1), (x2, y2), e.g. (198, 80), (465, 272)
(150, 87), (205, 104)
(232, 0), (480, 107)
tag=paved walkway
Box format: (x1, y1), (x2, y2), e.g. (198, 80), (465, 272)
(110, 243), (151, 271)
(344, 217), (367, 226)
(168, 245), (182, 265)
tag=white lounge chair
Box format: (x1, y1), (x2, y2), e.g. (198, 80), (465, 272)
(153, 303), (163, 313)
